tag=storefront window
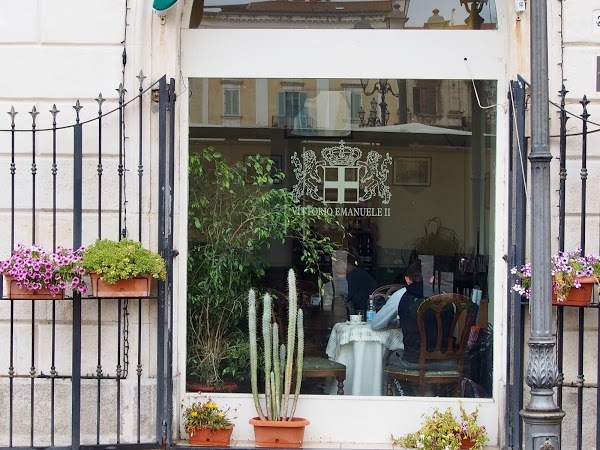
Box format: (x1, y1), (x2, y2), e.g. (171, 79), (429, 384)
(187, 77), (496, 398)
(190, 0), (497, 30)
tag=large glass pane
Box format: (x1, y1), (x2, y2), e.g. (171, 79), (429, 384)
(187, 77), (496, 398)
(191, 0), (498, 30)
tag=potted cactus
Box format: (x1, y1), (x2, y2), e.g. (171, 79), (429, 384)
(248, 269), (309, 448)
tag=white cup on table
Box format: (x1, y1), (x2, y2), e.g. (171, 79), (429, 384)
(349, 314), (363, 324)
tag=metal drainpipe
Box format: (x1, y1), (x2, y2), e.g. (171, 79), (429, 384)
(519, 0), (565, 447)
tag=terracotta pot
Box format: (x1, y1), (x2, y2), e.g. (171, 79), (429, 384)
(460, 435), (476, 449)
(90, 272), (152, 298)
(186, 380), (239, 393)
(188, 425), (234, 447)
(552, 276), (597, 307)
(3, 275), (64, 300)
(249, 417), (309, 448)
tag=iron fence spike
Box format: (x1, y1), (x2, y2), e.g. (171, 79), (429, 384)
(8, 106), (17, 125)
(50, 104), (60, 122)
(117, 83), (127, 100)
(29, 106), (39, 127)
(95, 93), (105, 114)
(73, 99), (83, 123)
(136, 70), (147, 89)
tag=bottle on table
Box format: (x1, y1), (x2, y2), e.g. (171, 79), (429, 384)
(366, 295), (376, 323)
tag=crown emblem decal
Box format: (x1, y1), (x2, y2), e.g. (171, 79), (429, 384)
(291, 141), (392, 205)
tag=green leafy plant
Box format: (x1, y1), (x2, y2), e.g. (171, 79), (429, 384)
(248, 269), (303, 421)
(187, 147), (339, 387)
(392, 404), (488, 450)
(182, 397), (235, 434)
(82, 238), (166, 284)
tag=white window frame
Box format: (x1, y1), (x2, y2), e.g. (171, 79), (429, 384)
(179, 26), (508, 448)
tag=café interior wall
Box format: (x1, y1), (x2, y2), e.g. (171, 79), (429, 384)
(189, 137), (473, 256)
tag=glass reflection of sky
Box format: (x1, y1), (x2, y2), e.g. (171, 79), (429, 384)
(202, 0), (497, 29)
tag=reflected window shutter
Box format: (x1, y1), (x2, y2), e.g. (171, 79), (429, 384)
(428, 88), (436, 114)
(351, 92), (361, 119)
(278, 92), (285, 122)
(300, 92), (308, 110)
(413, 87), (421, 114)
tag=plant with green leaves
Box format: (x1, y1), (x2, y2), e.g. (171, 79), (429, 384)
(392, 404), (488, 450)
(248, 269), (303, 421)
(82, 238), (166, 284)
(187, 147), (339, 387)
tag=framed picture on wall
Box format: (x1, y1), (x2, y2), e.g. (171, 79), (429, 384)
(393, 157), (431, 186)
(244, 154), (284, 184)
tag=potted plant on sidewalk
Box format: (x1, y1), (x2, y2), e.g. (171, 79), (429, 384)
(392, 404), (488, 450)
(248, 269), (309, 448)
(182, 397), (236, 447)
(82, 238), (166, 297)
(1, 243), (87, 299)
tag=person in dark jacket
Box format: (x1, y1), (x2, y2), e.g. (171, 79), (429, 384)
(333, 251), (377, 316)
(387, 259), (455, 395)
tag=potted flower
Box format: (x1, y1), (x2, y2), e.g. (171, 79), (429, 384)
(1, 244), (87, 299)
(512, 247), (600, 306)
(248, 269), (309, 448)
(392, 404), (488, 450)
(182, 397), (235, 447)
(82, 238), (167, 297)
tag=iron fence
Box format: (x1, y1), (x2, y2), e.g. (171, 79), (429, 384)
(508, 78), (600, 449)
(0, 74), (175, 449)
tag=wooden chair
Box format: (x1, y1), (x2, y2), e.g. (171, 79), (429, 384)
(302, 356), (346, 395)
(384, 293), (475, 396)
(370, 284), (404, 311)
(269, 288), (346, 394)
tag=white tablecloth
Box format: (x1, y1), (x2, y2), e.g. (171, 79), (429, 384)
(325, 322), (403, 396)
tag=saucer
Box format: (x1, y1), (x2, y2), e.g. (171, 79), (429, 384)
(346, 320), (366, 325)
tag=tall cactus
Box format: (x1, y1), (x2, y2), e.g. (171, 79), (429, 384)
(248, 268), (304, 421)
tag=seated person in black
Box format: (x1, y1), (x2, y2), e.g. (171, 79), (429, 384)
(387, 259), (456, 393)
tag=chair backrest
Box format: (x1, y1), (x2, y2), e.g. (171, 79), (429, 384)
(415, 293), (475, 365)
(370, 284), (404, 310)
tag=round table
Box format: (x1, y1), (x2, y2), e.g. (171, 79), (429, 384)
(325, 321), (403, 396)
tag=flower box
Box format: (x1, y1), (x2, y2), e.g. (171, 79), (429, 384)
(82, 239), (166, 298)
(249, 417), (309, 448)
(189, 425), (234, 447)
(1, 244), (86, 299)
(4, 275), (64, 300)
(183, 398), (235, 448)
(512, 248), (600, 308)
(89, 272), (153, 298)
(551, 276), (597, 307)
